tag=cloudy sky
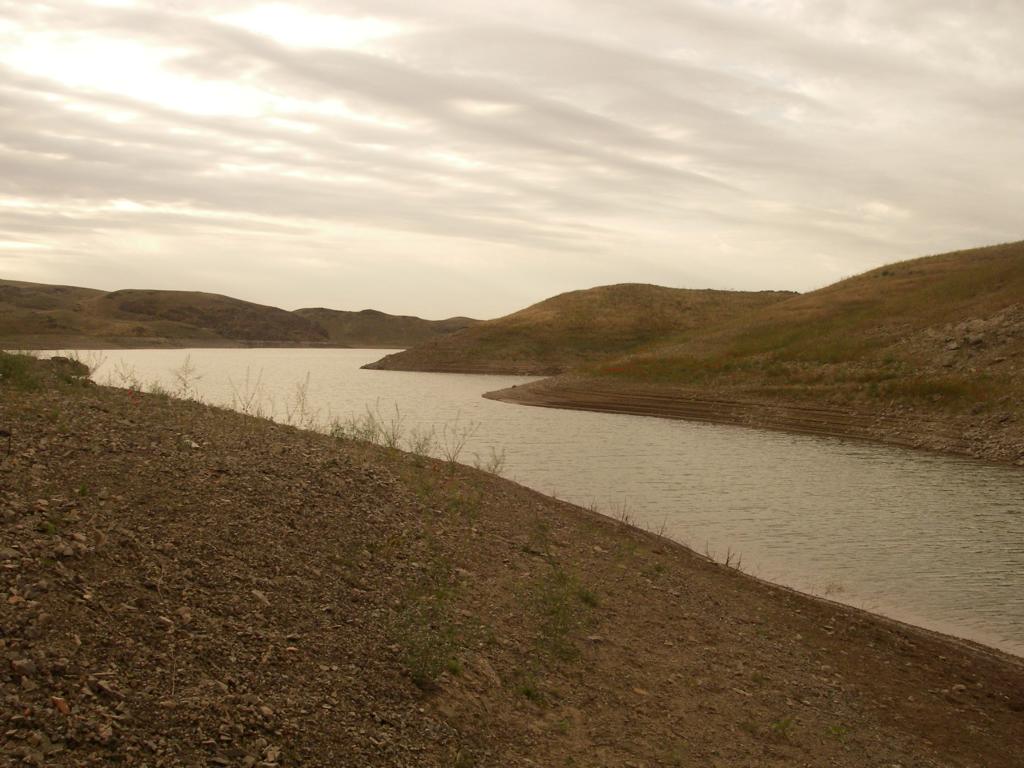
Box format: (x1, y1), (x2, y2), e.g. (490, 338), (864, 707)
(1, 1), (1021, 318)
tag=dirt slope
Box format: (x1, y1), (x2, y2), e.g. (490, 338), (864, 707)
(364, 284), (794, 375)
(295, 307), (477, 348)
(2, 355), (1023, 766)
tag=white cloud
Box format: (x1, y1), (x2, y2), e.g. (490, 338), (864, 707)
(0, 0), (1021, 317)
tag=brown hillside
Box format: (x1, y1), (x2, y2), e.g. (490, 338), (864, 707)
(295, 307), (477, 348)
(588, 241), (1024, 404)
(0, 280), (329, 347)
(0, 279), (108, 341)
(0, 281), (472, 349)
(364, 284), (795, 375)
(95, 289), (327, 344)
(487, 241), (1024, 464)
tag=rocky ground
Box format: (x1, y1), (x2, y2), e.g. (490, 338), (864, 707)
(2, 357), (1023, 766)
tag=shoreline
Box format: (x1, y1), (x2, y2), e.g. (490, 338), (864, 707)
(4, 358), (1023, 764)
(484, 375), (1024, 468)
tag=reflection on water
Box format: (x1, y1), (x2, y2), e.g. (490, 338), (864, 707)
(80, 348), (1024, 657)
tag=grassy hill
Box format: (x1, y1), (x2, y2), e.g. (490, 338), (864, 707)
(588, 241), (1024, 410)
(295, 307), (477, 348)
(486, 241), (1024, 464)
(0, 279), (108, 341)
(0, 280), (473, 349)
(364, 284), (795, 375)
(95, 289), (329, 344)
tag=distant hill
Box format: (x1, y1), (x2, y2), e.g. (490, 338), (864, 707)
(586, 241), (1024, 401)
(0, 279), (473, 349)
(487, 241), (1024, 464)
(363, 284), (795, 375)
(295, 307), (477, 348)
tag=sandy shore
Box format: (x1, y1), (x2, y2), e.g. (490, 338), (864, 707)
(485, 375), (1024, 467)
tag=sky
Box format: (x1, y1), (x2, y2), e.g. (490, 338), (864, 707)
(1, 1), (1022, 319)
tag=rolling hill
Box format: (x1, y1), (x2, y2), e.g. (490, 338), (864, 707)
(364, 284), (795, 375)
(0, 279), (476, 349)
(486, 241), (1024, 463)
(584, 240), (1024, 401)
(295, 307), (477, 348)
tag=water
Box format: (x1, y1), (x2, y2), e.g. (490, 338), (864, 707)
(75, 348), (1024, 656)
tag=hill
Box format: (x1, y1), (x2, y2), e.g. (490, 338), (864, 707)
(0, 279), (473, 349)
(295, 307), (477, 348)
(2, 356), (1022, 766)
(95, 289), (329, 344)
(364, 284), (795, 375)
(488, 241), (1024, 464)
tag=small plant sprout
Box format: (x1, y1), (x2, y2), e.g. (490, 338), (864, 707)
(229, 367), (268, 417)
(107, 359), (142, 390)
(171, 354), (202, 400)
(439, 414), (479, 468)
(472, 445), (507, 476)
(283, 373), (320, 429)
(406, 424), (437, 458)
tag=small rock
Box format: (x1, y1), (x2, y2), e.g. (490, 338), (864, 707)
(0, 547), (19, 560)
(52, 696), (70, 715)
(252, 590), (271, 607)
(11, 658), (37, 676)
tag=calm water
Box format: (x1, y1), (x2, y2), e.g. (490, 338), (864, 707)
(73, 348), (1024, 656)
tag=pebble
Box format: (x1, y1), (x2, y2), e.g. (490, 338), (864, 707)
(11, 658), (37, 676)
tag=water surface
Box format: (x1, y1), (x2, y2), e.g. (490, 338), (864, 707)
(76, 348), (1024, 656)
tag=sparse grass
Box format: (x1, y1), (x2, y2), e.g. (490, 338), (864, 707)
(516, 678), (545, 704)
(406, 425), (437, 460)
(282, 372), (319, 429)
(105, 359), (142, 390)
(530, 565), (599, 662)
(0, 351), (40, 390)
(229, 367), (271, 418)
(372, 283), (792, 374)
(439, 415), (479, 470)
(390, 556), (462, 691)
(171, 354), (202, 400)
(472, 445), (507, 476)
(583, 241), (1024, 419)
(827, 724), (849, 742)
(770, 715), (796, 742)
